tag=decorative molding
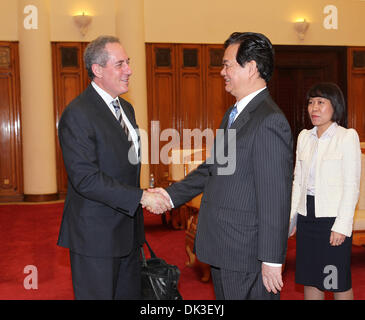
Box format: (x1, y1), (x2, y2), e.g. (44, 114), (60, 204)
(183, 49), (198, 67)
(155, 48), (171, 67)
(0, 47), (11, 68)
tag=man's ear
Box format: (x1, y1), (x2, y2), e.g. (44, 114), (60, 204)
(91, 63), (103, 79)
(247, 60), (258, 78)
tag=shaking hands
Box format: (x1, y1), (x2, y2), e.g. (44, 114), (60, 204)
(140, 188), (172, 214)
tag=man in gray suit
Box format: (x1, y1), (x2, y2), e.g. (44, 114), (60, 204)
(150, 32), (293, 299)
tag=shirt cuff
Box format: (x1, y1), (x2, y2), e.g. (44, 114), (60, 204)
(168, 194), (175, 208)
(263, 262), (282, 267)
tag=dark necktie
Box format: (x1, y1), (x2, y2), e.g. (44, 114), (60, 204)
(227, 105), (238, 129)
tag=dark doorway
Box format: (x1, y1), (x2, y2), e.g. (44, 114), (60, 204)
(269, 45), (347, 146)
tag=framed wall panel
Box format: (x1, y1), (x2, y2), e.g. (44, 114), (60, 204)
(0, 42), (23, 202)
(348, 47), (365, 141)
(52, 42), (89, 198)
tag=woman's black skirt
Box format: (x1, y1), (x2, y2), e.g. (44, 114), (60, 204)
(295, 195), (352, 292)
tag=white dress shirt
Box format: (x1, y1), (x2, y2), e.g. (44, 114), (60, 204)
(91, 81), (139, 155)
(233, 87), (266, 123)
(307, 122), (338, 196)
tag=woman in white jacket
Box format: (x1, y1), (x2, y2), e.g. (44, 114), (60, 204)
(290, 82), (361, 300)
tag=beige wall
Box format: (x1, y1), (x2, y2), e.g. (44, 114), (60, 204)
(1, 0), (365, 45)
(49, 0), (117, 41)
(0, 0), (117, 41)
(144, 0), (365, 46)
(0, 1), (18, 40)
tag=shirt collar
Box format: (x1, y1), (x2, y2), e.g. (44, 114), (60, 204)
(235, 87), (266, 115)
(91, 81), (118, 106)
(310, 122), (338, 139)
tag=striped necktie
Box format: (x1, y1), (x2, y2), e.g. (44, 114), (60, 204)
(111, 99), (140, 159)
(111, 98), (132, 142)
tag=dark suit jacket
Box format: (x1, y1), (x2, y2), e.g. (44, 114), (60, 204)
(166, 88), (293, 273)
(57, 84), (144, 258)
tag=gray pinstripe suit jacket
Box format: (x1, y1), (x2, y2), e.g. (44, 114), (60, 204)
(166, 88), (293, 273)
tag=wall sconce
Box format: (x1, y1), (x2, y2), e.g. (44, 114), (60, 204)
(73, 12), (92, 37)
(293, 19), (310, 40)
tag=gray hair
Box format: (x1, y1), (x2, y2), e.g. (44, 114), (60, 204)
(84, 35), (120, 80)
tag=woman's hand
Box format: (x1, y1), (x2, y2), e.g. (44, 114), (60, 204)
(329, 231), (346, 246)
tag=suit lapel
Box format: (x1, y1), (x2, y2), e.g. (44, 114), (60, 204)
(211, 105), (233, 162)
(118, 97), (141, 161)
(118, 97), (141, 167)
(118, 97), (137, 129)
(220, 106), (232, 130)
(220, 88), (270, 152)
(85, 85), (125, 133)
(85, 85), (137, 148)
(84, 85), (141, 182)
(230, 88), (269, 132)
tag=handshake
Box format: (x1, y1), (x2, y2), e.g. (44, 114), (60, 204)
(140, 188), (172, 214)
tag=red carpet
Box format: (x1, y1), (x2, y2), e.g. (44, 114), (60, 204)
(0, 202), (364, 300)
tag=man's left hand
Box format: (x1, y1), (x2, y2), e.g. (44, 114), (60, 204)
(261, 263), (283, 294)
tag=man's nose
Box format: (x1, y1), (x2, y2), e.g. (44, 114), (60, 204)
(220, 66), (226, 76)
(124, 64), (132, 75)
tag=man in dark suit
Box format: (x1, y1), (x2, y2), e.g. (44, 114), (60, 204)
(57, 35), (170, 300)
(150, 32), (293, 299)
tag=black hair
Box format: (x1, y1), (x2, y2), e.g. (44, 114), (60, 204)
(306, 82), (346, 127)
(224, 32), (274, 83)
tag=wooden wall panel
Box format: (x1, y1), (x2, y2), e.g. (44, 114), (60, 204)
(153, 74), (176, 130)
(146, 44), (178, 186)
(348, 74), (365, 140)
(179, 73), (203, 130)
(206, 73), (226, 130)
(348, 47), (365, 141)
(0, 42), (23, 201)
(52, 42), (89, 198)
(177, 45), (205, 133)
(204, 45), (234, 131)
(0, 76), (18, 196)
(58, 73), (83, 193)
(152, 73), (177, 185)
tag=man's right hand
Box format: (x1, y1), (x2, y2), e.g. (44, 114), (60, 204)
(140, 189), (171, 214)
(147, 187), (171, 200)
